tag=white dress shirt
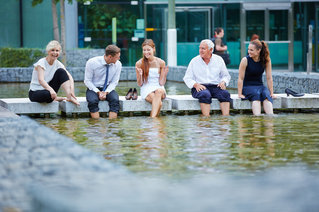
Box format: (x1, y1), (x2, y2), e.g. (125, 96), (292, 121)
(183, 54), (231, 89)
(84, 55), (122, 93)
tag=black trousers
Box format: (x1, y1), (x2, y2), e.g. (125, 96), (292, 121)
(86, 88), (120, 113)
(29, 68), (69, 103)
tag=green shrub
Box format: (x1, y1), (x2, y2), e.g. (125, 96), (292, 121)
(0, 48), (45, 67)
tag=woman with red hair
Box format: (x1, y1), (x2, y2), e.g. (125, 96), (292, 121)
(135, 39), (169, 117)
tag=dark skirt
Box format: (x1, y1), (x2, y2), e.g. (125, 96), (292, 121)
(242, 85), (273, 103)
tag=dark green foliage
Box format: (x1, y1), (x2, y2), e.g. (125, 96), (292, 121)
(31, 0), (93, 7)
(0, 48), (45, 67)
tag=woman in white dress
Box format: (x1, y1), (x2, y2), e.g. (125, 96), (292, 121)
(135, 39), (169, 117)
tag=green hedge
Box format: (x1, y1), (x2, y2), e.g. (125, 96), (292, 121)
(0, 48), (45, 67)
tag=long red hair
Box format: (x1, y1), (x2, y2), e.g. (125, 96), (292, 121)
(141, 39), (156, 83)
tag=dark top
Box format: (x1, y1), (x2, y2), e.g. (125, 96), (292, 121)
(211, 37), (225, 55)
(243, 56), (264, 86)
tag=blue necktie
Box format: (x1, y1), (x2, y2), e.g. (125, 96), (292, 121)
(103, 64), (110, 91)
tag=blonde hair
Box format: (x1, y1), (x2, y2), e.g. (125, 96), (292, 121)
(46, 40), (62, 53)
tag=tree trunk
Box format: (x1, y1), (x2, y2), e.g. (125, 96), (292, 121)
(51, 0), (60, 42)
(60, 0), (67, 64)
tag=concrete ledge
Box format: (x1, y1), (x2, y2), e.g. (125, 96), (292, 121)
(0, 106), (19, 118)
(231, 94), (282, 110)
(120, 96), (172, 112)
(167, 95), (220, 110)
(59, 97), (109, 113)
(2, 94), (319, 115)
(277, 94), (319, 109)
(0, 98), (59, 114)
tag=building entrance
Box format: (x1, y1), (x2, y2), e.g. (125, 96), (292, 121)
(164, 6), (212, 66)
(240, 2), (293, 70)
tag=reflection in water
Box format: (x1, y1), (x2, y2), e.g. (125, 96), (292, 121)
(234, 116), (276, 171)
(36, 113), (319, 179)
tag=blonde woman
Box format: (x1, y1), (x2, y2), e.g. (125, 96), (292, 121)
(135, 39), (169, 117)
(29, 40), (79, 105)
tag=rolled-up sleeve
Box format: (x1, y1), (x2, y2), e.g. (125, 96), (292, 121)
(84, 60), (99, 93)
(105, 62), (122, 93)
(183, 60), (197, 89)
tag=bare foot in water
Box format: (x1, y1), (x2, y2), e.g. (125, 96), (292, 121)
(67, 97), (80, 106)
(54, 97), (67, 102)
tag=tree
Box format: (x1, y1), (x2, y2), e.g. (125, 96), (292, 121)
(32, 0), (93, 64)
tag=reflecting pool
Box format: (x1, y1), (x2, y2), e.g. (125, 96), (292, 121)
(0, 81), (191, 98)
(35, 113), (319, 179)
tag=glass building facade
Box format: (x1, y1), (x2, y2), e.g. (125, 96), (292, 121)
(144, 0), (319, 71)
(0, 0), (318, 72)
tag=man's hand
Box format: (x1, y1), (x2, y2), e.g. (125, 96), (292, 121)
(217, 81), (226, 90)
(98, 91), (108, 100)
(194, 83), (206, 92)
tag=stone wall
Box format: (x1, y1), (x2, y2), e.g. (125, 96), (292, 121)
(65, 49), (105, 67)
(1, 66), (319, 93)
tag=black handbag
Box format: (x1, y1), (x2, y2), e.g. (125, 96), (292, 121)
(221, 53), (231, 65)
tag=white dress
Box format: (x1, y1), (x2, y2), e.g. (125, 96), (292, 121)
(140, 67), (166, 99)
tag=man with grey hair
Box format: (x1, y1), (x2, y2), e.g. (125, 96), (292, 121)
(183, 39), (232, 116)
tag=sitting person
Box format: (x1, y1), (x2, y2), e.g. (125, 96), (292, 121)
(84, 45), (122, 119)
(183, 39), (232, 116)
(135, 39), (169, 117)
(238, 39), (276, 116)
(29, 40), (79, 105)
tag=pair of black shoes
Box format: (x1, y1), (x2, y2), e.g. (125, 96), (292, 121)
(125, 88), (138, 100)
(285, 88), (304, 97)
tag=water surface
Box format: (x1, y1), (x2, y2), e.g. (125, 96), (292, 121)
(0, 81), (191, 98)
(36, 113), (319, 179)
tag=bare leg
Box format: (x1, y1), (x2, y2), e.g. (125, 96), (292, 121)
(252, 101), (261, 116)
(146, 89), (165, 118)
(263, 99), (274, 115)
(200, 103), (211, 117)
(61, 80), (80, 105)
(220, 102), (230, 116)
(90, 112), (100, 119)
(109, 111), (117, 119)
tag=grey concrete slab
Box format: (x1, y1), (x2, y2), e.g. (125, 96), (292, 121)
(231, 94), (282, 109)
(59, 97), (109, 113)
(167, 95), (220, 111)
(119, 96), (172, 111)
(0, 98), (59, 114)
(0, 106), (19, 118)
(277, 93), (319, 109)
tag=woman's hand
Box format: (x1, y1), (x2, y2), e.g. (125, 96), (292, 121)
(49, 89), (57, 100)
(136, 67), (143, 76)
(163, 66), (169, 75)
(271, 94), (277, 99)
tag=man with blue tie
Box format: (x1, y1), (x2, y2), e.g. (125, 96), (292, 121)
(84, 45), (121, 119)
